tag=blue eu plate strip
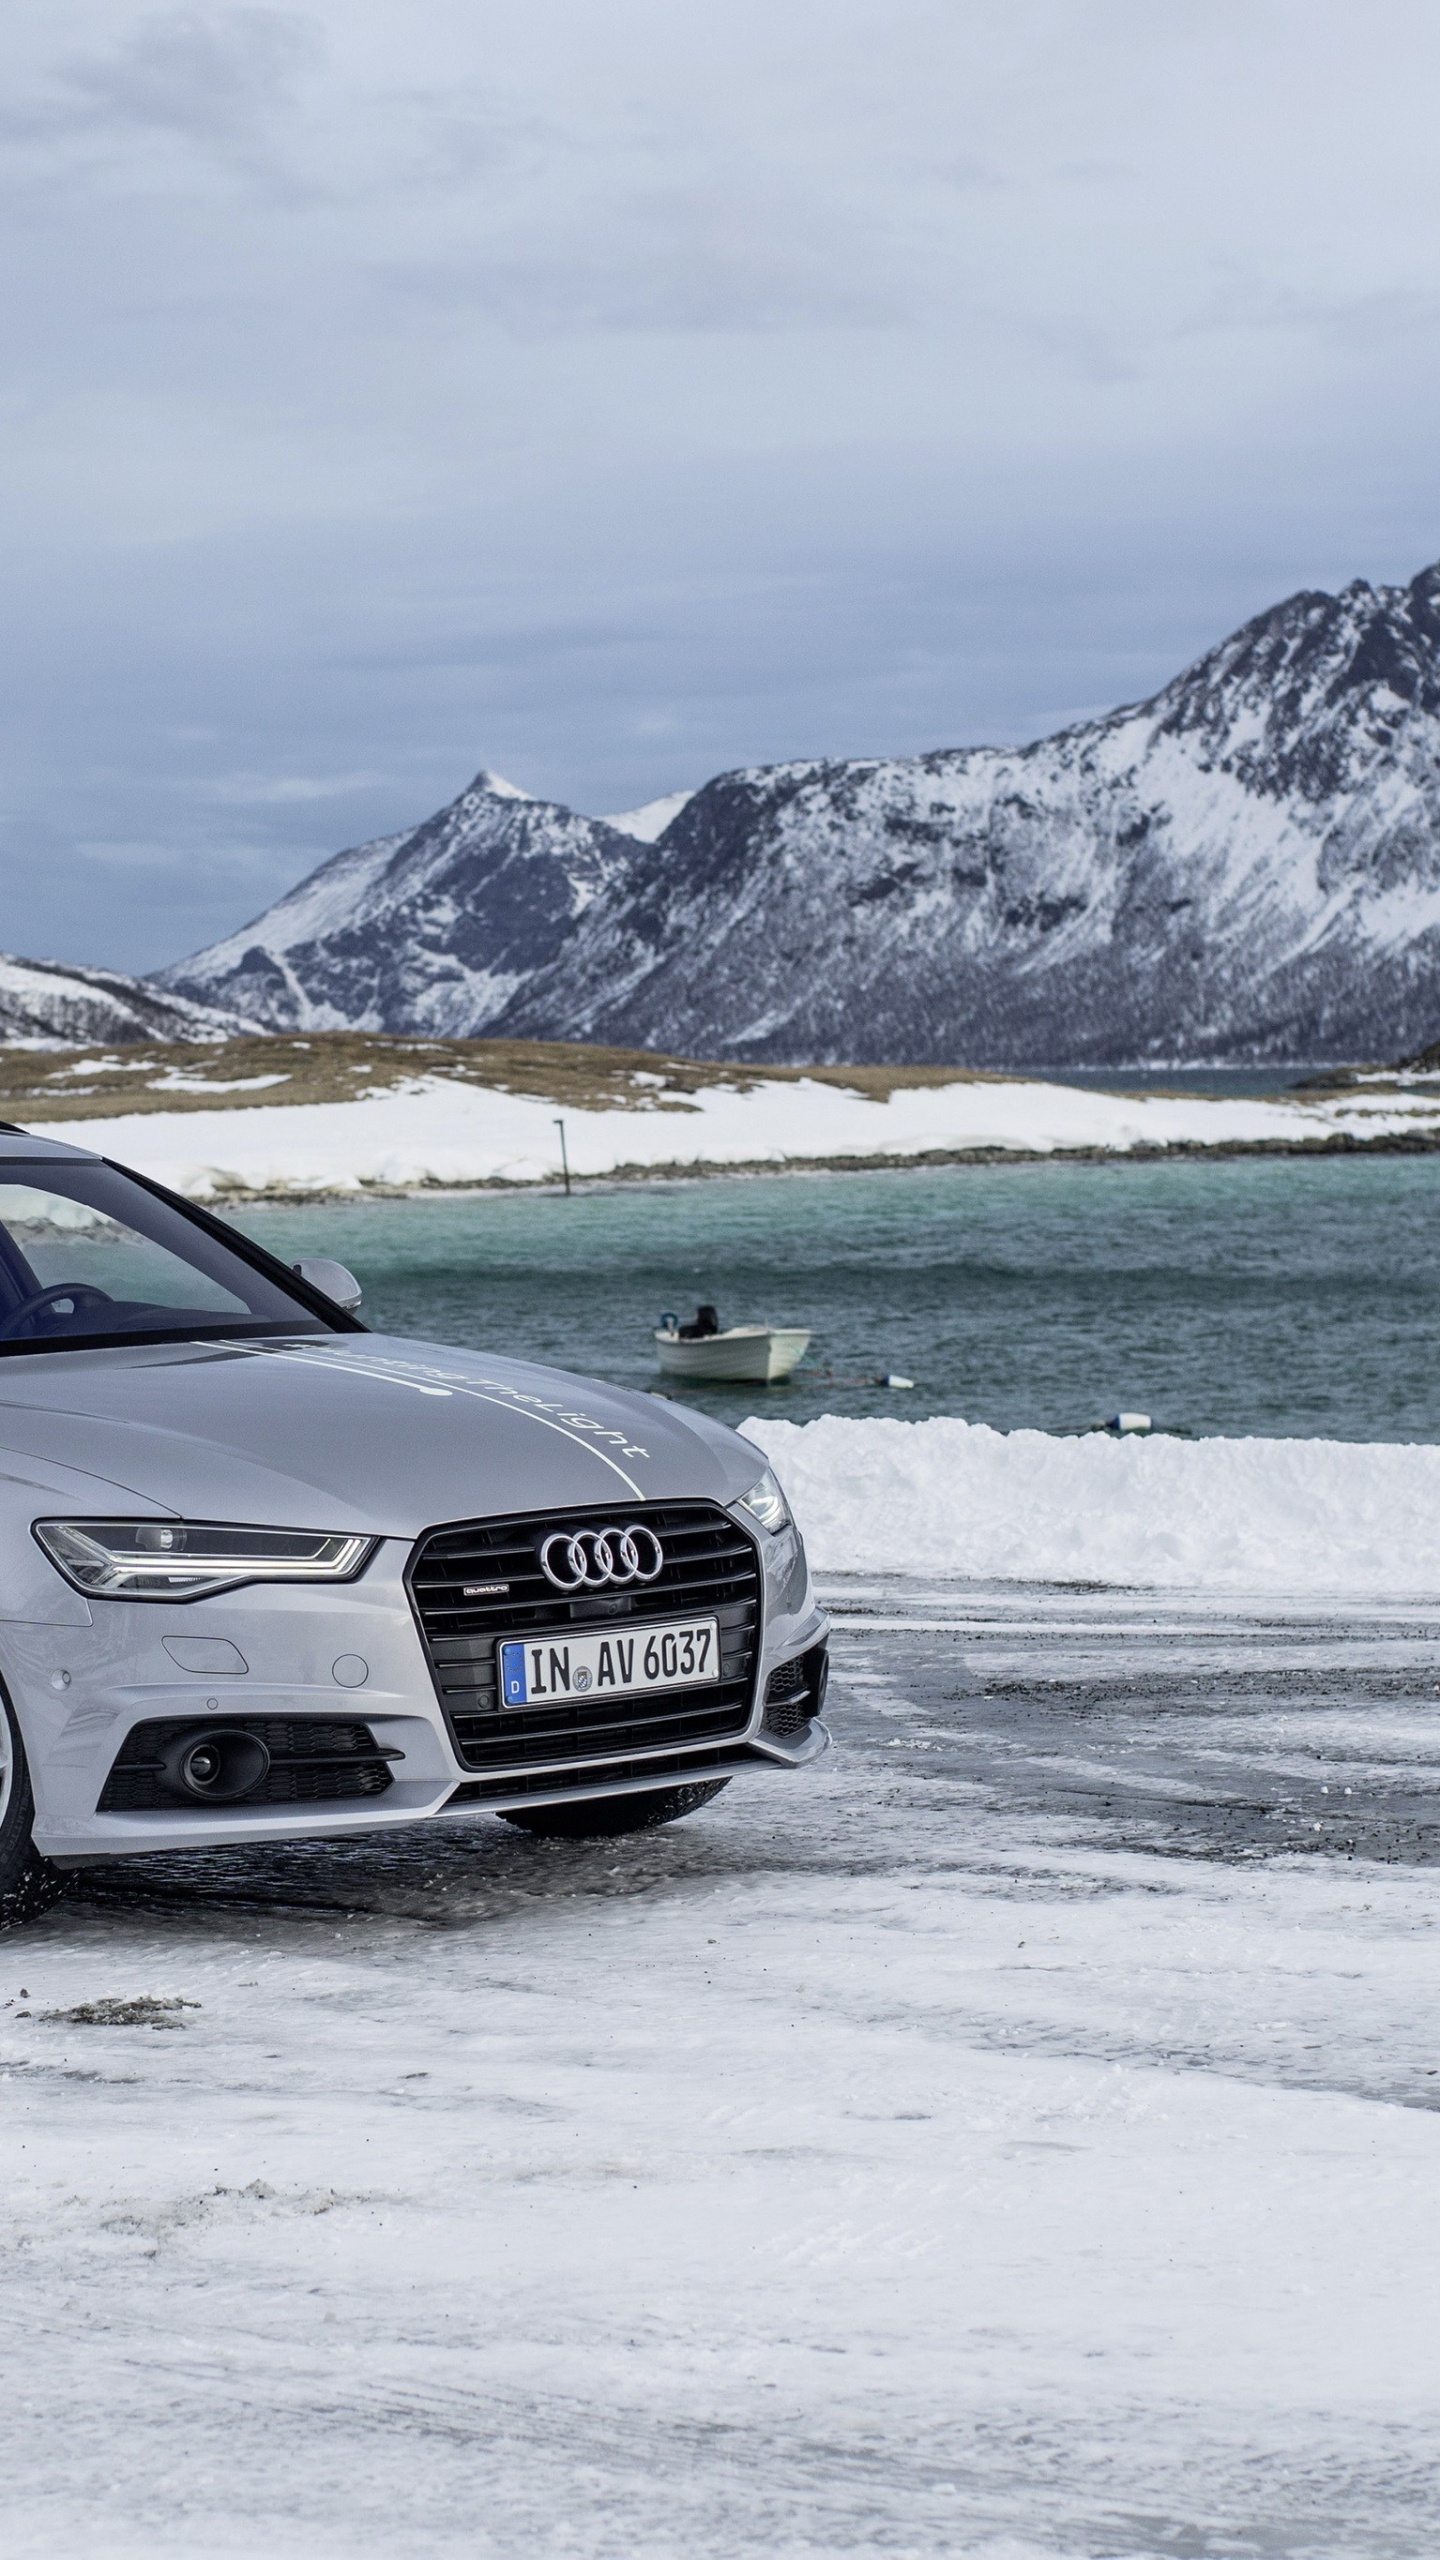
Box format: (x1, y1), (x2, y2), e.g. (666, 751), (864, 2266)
(499, 1641), (529, 1706)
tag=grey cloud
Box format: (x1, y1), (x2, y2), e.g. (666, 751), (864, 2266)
(393, 187), (908, 338)
(1021, 315), (1142, 386)
(78, 838), (191, 869)
(0, 7), (319, 161)
(934, 158), (1009, 193)
(64, 7), (319, 142)
(1054, 161), (1139, 185)
(384, 90), (554, 200)
(1173, 267), (1440, 360)
(197, 771), (389, 805)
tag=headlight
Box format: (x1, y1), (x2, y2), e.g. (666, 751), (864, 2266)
(735, 1469), (792, 1535)
(33, 1520), (377, 1601)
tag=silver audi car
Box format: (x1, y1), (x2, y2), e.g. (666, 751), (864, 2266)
(0, 1129), (829, 1924)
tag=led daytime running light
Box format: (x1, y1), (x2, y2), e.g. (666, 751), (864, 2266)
(34, 1519), (375, 1600)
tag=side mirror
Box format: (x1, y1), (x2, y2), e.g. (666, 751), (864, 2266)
(293, 1257), (362, 1313)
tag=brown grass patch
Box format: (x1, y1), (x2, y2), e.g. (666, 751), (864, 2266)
(0, 1032), (1011, 1123)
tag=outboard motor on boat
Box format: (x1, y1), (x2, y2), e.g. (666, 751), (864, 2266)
(678, 1304), (720, 1339)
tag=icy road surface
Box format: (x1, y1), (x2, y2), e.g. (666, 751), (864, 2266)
(5, 1584), (1440, 2558)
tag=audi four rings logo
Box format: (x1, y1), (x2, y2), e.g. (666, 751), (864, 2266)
(538, 1525), (665, 1590)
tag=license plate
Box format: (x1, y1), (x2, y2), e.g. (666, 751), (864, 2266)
(498, 1617), (718, 1709)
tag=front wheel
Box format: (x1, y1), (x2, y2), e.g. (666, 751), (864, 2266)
(499, 1779), (730, 1840)
(0, 1692), (63, 1928)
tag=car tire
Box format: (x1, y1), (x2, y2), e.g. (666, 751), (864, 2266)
(498, 1779), (731, 1839)
(0, 1691), (64, 1929)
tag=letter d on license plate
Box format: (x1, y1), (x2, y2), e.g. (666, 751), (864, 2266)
(498, 1615), (717, 1707)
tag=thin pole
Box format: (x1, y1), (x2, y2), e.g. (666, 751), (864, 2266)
(554, 1118), (571, 1195)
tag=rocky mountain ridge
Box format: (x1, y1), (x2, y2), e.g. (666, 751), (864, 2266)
(156, 562), (1440, 1064)
(155, 771), (638, 1041)
(0, 953), (252, 1051)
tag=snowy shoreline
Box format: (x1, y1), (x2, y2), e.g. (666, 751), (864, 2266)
(23, 1065), (1440, 1199)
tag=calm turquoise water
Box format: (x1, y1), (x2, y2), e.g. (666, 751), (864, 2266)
(236, 1155), (1440, 1442)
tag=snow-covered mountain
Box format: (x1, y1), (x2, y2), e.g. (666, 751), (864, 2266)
(158, 564), (1440, 1063)
(155, 770), (638, 1036)
(602, 789), (696, 843)
(0, 953), (251, 1049)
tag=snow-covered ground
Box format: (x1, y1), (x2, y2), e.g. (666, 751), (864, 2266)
(27, 1068), (1440, 1198)
(4, 1584), (1440, 2557)
(746, 1412), (1440, 1593)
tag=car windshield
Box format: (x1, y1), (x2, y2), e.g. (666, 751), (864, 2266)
(0, 1158), (336, 1354)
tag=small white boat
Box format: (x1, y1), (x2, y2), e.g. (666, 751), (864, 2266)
(654, 1323), (811, 1385)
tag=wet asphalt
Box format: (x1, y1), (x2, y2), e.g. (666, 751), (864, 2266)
(67, 1577), (1440, 1924)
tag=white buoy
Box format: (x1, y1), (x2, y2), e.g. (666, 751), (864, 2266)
(1106, 1411), (1152, 1434)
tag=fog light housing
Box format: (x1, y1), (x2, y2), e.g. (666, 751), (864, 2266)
(159, 1727), (270, 1804)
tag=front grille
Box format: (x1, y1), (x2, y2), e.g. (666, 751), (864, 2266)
(408, 1501), (762, 1775)
(98, 1717), (397, 1813)
(763, 1640), (830, 1738)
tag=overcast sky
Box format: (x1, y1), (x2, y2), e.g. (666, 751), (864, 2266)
(5, 1), (1440, 971)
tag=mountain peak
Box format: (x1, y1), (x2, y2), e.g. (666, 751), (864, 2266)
(468, 770), (532, 801)
(155, 765), (636, 1036)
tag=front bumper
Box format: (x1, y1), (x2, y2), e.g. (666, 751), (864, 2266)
(14, 1530), (829, 1862)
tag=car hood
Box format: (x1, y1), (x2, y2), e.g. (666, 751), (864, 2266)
(0, 1334), (767, 1535)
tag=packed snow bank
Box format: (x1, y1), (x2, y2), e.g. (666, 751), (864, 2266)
(745, 1413), (1440, 1593)
(30, 1068), (1440, 1197)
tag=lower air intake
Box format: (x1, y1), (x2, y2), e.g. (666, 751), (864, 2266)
(446, 1741), (755, 1807)
(98, 1717), (397, 1813)
(763, 1641), (829, 1738)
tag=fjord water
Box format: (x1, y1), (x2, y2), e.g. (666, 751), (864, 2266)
(239, 1154), (1440, 1442)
